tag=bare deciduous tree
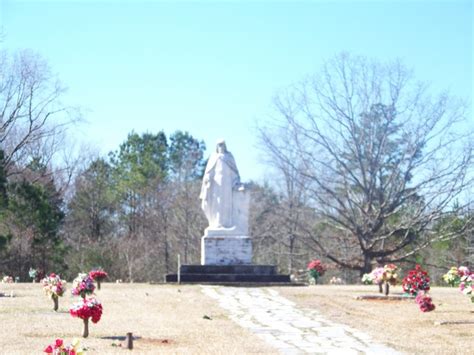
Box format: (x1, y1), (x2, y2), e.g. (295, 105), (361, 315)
(260, 53), (473, 274)
(0, 50), (78, 174)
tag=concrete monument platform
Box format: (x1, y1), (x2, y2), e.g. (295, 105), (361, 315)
(165, 264), (291, 283)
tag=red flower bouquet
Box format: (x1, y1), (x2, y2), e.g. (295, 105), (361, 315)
(307, 259), (326, 284)
(43, 338), (84, 354)
(415, 291), (435, 312)
(70, 298), (103, 338)
(402, 264), (430, 296)
(89, 269), (108, 290)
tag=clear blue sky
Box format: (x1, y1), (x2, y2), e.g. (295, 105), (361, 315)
(1, 0), (472, 181)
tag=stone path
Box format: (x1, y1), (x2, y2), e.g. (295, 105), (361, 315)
(202, 286), (400, 354)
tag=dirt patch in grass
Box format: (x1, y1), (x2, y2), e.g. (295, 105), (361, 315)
(0, 283), (272, 354)
(277, 285), (474, 354)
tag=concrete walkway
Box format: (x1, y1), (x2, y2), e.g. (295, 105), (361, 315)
(202, 286), (400, 354)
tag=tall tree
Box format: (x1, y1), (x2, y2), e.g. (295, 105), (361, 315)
(168, 131), (206, 264)
(169, 130), (206, 182)
(260, 53), (473, 275)
(6, 161), (65, 278)
(0, 50), (78, 175)
(110, 131), (168, 238)
(67, 158), (115, 242)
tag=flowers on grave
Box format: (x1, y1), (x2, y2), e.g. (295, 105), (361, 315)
(361, 273), (375, 285)
(443, 266), (460, 286)
(71, 273), (95, 298)
(459, 273), (473, 303)
(89, 269), (107, 290)
(42, 273), (67, 311)
(402, 264), (430, 296)
(42, 273), (67, 298)
(362, 267), (384, 285)
(29, 268), (38, 281)
(70, 297), (103, 338)
(43, 337), (85, 354)
(70, 298), (103, 323)
(329, 276), (343, 285)
(415, 291), (435, 312)
(458, 266), (471, 277)
(362, 265), (398, 294)
(381, 264), (399, 285)
(2, 275), (13, 283)
(307, 259), (326, 284)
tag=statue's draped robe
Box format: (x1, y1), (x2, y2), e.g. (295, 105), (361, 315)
(200, 151), (240, 228)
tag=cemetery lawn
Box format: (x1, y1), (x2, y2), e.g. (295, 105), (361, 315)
(0, 283), (272, 354)
(1, 283), (472, 354)
(278, 285), (474, 354)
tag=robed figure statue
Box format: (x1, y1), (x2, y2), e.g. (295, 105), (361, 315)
(200, 140), (248, 234)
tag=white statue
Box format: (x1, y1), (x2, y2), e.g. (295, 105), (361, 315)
(200, 139), (249, 234)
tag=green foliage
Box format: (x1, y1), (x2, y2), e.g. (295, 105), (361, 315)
(110, 131), (169, 188)
(67, 158), (116, 241)
(169, 130), (206, 181)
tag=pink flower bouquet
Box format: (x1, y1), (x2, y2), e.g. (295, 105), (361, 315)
(415, 291), (435, 312)
(41, 273), (67, 311)
(71, 273), (95, 298)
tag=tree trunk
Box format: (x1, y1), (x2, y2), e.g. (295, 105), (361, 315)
(82, 318), (89, 338)
(361, 254), (372, 277)
(288, 235), (295, 274)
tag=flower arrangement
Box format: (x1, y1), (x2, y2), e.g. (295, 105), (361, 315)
(443, 266), (461, 286)
(361, 267), (384, 285)
(41, 273), (67, 311)
(458, 266), (471, 277)
(2, 275), (13, 283)
(89, 269), (107, 290)
(329, 276), (343, 285)
(70, 298), (103, 338)
(71, 273), (95, 298)
(362, 264), (399, 295)
(29, 268), (38, 282)
(415, 291), (435, 312)
(307, 259), (326, 284)
(361, 273), (374, 285)
(402, 264), (430, 296)
(382, 264), (399, 285)
(459, 273), (473, 303)
(44, 338), (85, 354)
(442, 266), (471, 287)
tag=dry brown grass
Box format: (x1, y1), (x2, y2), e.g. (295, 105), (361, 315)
(278, 285), (474, 354)
(1, 283), (473, 354)
(0, 283), (272, 354)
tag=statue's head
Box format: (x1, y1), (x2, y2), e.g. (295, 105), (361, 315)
(216, 139), (227, 154)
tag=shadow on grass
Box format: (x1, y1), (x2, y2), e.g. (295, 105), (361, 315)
(101, 335), (142, 341)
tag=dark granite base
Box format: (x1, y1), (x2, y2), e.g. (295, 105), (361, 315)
(165, 264), (292, 284)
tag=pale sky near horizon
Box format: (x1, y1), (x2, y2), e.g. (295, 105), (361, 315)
(0, 0), (472, 182)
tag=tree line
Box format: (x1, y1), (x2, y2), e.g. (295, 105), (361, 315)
(0, 50), (472, 283)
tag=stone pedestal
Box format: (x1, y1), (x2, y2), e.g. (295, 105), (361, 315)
(201, 235), (252, 265)
(165, 264), (292, 283)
